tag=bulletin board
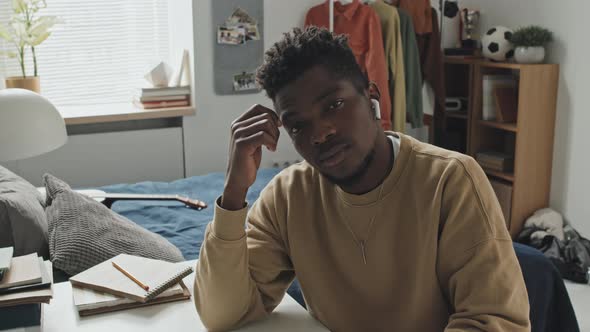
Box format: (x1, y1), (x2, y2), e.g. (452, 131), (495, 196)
(212, 0), (264, 95)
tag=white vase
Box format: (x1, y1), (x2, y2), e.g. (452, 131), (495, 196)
(514, 46), (546, 64)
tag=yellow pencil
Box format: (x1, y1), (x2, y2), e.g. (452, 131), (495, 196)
(112, 261), (150, 291)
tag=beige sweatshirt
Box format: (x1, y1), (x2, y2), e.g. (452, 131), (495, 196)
(194, 133), (531, 332)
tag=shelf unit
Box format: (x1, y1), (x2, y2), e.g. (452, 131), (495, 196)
(438, 57), (559, 237)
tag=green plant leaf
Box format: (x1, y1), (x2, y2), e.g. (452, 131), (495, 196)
(10, 20), (28, 47)
(11, 0), (27, 14)
(510, 25), (553, 47)
(28, 31), (50, 46)
(29, 16), (59, 36)
(0, 23), (13, 41)
(0, 50), (18, 58)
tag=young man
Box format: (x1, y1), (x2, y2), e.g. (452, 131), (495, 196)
(195, 27), (530, 331)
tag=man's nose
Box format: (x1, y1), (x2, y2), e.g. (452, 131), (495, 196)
(311, 122), (336, 145)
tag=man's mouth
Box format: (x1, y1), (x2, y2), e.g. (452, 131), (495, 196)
(318, 143), (349, 168)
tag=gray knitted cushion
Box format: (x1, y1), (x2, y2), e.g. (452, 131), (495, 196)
(0, 166), (49, 258)
(44, 174), (184, 276)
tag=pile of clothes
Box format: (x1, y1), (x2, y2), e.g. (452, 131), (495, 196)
(517, 208), (590, 283)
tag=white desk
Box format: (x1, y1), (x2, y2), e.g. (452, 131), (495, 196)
(39, 261), (327, 332)
(565, 281), (590, 332)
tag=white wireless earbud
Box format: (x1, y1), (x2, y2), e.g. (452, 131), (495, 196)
(371, 99), (381, 120)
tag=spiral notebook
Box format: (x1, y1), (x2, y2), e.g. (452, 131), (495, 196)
(69, 254), (193, 303)
(73, 280), (191, 316)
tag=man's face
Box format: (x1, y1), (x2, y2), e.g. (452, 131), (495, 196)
(274, 65), (380, 184)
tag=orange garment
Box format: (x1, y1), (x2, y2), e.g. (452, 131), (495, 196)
(398, 0), (432, 34)
(305, 0), (392, 130)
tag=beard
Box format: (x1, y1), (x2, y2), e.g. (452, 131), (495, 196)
(322, 146), (376, 188)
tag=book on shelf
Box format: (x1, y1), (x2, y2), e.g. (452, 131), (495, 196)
(73, 280), (191, 316)
(136, 85), (191, 98)
(483, 75), (517, 121)
(476, 151), (514, 172)
(136, 94), (190, 103)
(69, 254), (193, 303)
(494, 86), (518, 123)
(133, 99), (190, 109)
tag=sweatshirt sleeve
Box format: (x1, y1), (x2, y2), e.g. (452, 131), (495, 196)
(437, 157), (531, 332)
(194, 182), (294, 331)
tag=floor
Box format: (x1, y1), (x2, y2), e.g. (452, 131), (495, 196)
(565, 281), (590, 331)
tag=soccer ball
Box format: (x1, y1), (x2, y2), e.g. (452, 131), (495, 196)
(481, 26), (515, 62)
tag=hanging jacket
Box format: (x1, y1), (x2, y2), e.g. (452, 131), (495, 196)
(398, 0), (432, 34)
(416, 8), (445, 142)
(397, 8), (423, 128)
(369, 0), (406, 133)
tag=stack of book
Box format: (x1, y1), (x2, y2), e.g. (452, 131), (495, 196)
(0, 247), (53, 330)
(70, 254), (193, 316)
(482, 75), (517, 121)
(476, 151), (514, 172)
(133, 86), (191, 109)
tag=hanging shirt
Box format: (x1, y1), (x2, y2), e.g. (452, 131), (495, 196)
(398, 0), (432, 34)
(398, 8), (424, 128)
(369, 0), (406, 133)
(305, 0), (392, 130)
(416, 8), (445, 118)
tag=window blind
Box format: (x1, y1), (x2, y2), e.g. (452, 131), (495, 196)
(0, 0), (171, 106)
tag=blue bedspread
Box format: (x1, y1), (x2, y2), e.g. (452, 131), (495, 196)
(99, 168), (281, 260)
(98, 168), (578, 331)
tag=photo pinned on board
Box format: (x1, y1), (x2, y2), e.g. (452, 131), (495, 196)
(217, 26), (246, 45)
(226, 7), (257, 26)
(233, 72), (259, 92)
(222, 7), (260, 43)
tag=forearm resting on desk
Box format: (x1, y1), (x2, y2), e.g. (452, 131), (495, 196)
(194, 194), (294, 331)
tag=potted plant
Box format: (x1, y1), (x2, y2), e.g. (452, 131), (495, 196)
(510, 25), (553, 64)
(0, 0), (59, 93)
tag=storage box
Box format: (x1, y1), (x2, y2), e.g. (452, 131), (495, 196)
(490, 180), (513, 226)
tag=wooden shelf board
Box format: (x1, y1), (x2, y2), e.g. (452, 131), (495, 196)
(60, 104), (196, 125)
(483, 168), (515, 182)
(445, 112), (468, 120)
(444, 56), (557, 70)
(444, 56), (481, 65)
(478, 120), (517, 132)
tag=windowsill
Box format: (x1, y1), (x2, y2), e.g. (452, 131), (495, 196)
(58, 103), (196, 126)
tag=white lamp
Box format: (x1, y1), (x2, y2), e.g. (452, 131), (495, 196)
(0, 88), (67, 162)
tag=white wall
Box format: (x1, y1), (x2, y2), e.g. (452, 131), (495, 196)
(3, 128), (184, 187)
(454, 0), (590, 235)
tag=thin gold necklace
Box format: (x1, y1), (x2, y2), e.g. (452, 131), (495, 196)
(339, 136), (394, 264)
(341, 182), (387, 264)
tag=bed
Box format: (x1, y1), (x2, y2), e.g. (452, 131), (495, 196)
(99, 168), (581, 332)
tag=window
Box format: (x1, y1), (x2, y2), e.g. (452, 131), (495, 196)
(0, 0), (171, 106)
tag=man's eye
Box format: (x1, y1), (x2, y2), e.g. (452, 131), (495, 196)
(329, 99), (344, 111)
(290, 123), (303, 135)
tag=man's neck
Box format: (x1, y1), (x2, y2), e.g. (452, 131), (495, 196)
(339, 132), (394, 195)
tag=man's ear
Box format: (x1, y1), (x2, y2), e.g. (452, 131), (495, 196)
(367, 81), (382, 120)
(368, 81), (381, 101)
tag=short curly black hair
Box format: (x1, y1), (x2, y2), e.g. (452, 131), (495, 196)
(256, 26), (368, 101)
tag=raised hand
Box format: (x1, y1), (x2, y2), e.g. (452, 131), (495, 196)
(221, 104), (281, 210)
